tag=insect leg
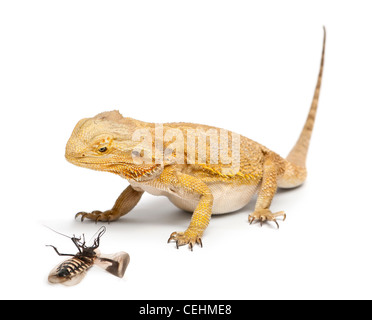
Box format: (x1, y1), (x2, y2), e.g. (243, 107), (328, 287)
(46, 245), (75, 257)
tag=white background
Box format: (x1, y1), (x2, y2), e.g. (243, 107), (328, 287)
(1, 0), (371, 300)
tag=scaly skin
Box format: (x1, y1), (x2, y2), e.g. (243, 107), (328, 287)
(66, 29), (326, 250)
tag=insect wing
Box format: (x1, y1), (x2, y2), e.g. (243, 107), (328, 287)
(48, 259), (88, 286)
(95, 251), (130, 278)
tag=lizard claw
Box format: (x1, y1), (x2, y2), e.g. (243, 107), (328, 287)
(248, 209), (286, 229)
(167, 231), (203, 251)
(75, 210), (101, 222)
(75, 210), (119, 223)
(75, 211), (88, 222)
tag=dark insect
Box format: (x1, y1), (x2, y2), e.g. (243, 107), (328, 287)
(46, 226), (130, 286)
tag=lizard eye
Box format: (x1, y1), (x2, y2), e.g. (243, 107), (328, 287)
(98, 147), (107, 153)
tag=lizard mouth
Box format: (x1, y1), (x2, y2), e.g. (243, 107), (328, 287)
(66, 155), (162, 181)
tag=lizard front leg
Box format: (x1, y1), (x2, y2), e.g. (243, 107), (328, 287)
(248, 156), (286, 228)
(166, 171), (213, 250)
(76, 185), (144, 222)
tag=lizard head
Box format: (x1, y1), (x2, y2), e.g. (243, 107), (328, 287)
(65, 110), (162, 181)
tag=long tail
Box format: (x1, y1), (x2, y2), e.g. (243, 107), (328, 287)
(286, 27), (326, 168)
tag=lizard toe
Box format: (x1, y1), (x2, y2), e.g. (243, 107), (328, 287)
(75, 209), (120, 223)
(167, 231), (203, 251)
(248, 209), (286, 229)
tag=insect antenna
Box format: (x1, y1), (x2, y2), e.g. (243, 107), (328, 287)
(43, 225), (72, 239)
(45, 225), (85, 252)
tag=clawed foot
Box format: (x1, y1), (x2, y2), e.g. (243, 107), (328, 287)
(167, 231), (203, 251)
(248, 209), (286, 229)
(75, 209), (120, 223)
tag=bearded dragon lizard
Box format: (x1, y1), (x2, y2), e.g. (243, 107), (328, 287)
(66, 29), (326, 250)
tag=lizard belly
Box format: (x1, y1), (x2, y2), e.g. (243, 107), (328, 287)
(130, 180), (258, 215)
(168, 183), (258, 214)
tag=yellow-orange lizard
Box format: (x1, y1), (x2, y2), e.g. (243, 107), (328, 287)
(65, 29), (326, 250)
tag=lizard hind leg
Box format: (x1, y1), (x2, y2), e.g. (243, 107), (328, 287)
(248, 155), (287, 229)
